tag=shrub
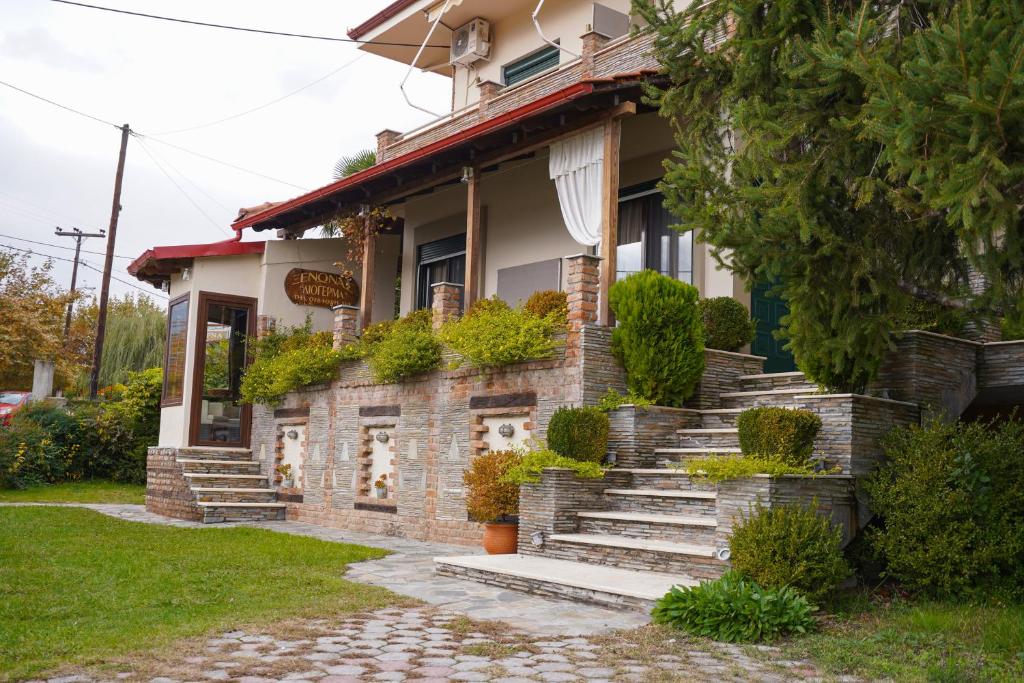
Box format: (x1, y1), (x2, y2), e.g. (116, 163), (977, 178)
(368, 312), (442, 383)
(463, 449), (522, 522)
(729, 502), (850, 602)
(501, 448), (605, 485)
(737, 407), (821, 466)
(596, 388), (653, 412)
(524, 289), (568, 322)
(465, 295), (510, 318)
(651, 571), (816, 642)
(864, 417), (1024, 599)
(682, 455), (820, 483)
(241, 325), (341, 405)
(439, 304), (558, 369)
(698, 297), (756, 352)
(609, 270), (705, 407)
(546, 406), (609, 464)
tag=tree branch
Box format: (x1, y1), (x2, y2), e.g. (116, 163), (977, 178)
(896, 279), (1003, 316)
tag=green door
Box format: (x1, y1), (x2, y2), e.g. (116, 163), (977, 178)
(751, 281), (796, 373)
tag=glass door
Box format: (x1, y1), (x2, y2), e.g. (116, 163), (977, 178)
(189, 292), (257, 448)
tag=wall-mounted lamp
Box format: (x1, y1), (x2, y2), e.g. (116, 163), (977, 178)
(460, 166), (474, 184)
(181, 267), (192, 281)
(358, 204), (371, 218)
(715, 547), (731, 562)
(530, 531), (546, 547)
(286, 429), (299, 440)
(498, 423), (516, 439)
(375, 431), (390, 444)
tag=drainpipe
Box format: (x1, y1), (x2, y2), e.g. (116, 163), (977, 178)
(532, 0), (580, 59)
(399, 0), (454, 118)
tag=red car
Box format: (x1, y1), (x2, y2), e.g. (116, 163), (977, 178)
(0, 391), (30, 427)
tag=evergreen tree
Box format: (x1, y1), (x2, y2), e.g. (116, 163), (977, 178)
(636, 0), (1023, 391)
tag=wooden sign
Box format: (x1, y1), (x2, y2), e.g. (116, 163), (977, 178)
(284, 268), (359, 309)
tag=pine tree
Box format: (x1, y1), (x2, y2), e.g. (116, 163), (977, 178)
(636, 0), (1024, 391)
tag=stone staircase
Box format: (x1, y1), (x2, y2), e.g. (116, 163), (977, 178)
(435, 369), (834, 611)
(175, 447), (286, 523)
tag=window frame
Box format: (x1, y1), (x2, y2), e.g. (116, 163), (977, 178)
(415, 235), (467, 310)
(502, 44), (560, 87)
(161, 292), (190, 407)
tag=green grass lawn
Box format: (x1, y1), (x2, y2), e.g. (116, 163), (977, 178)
(0, 507), (397, 680)
(0, 480), (145, 504)
(784, 595), (1024, 682)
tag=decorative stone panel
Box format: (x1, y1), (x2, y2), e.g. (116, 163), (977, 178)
(275, 420), (307, 490)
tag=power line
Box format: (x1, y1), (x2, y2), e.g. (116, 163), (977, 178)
(132, 138), (234, 214)
(153, 53), (366, 135)
(0, 189), (94, 227)
(81, 261), (167, 299)
(49, 0), (451, 48)
(0, 231), (132, 260)
(0, 242), (167, 299)
(0, 78), (120, 129)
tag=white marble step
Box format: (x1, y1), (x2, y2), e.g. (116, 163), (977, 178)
(196, 501), (286, 508)
(183, 473), (266, 479)
(179, 446), (252, 455)
(719, 388), (810, 399)
(654, 447), (742, 454)
(190, 487), (275, 493)
(605, 488), (717, 499)
(738, 371), (806, 380)
(548, 533), (717, 558)
(576, 511), (717, 527)
(434, 554), (699, 602)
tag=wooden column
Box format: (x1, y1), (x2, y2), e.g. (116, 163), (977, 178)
(464, 169), (483, 309)
(359, 218), (376, 330)
(599, 118), (622, 326)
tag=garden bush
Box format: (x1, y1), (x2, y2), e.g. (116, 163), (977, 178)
(596, 388), (653, 412)
(609, 270), (705, 407)
(737, 407), (821, 466)
(546, 406), (609, 464)
(501, 447), (605, 485)
(464, 295), (510, 318)
(463, 449), (521, 522)
(368, 311), (442, 383)
(651, 571), (816, 642)
(682, 455), (818, 483)
(698, 297), (756, 352)
(524, 289), (568, 322)
(729, 502), (850, 602)
(439, 303), (558, 369)
(865, 417), (1024, 599)
(241, 324), (341, 405)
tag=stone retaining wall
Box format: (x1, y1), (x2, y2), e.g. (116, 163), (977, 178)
(607, 405), (697, 469)
(517, 468), (630, 553)
(146, 447), (202, 522)
(688, 349), (765, 410)
(979, 341), (1024, 393)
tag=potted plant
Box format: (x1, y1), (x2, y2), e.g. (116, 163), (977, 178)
(275, 463), (294, 488)
(463, 449), (522, 554)
(373, 474), (389, 499)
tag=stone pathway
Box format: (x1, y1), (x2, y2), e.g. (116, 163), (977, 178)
(4, 504), (836, 681)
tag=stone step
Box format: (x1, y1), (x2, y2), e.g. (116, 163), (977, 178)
(720, 388), (812, 409)
(191, 487), (278, 503)
(604, 487), (717, 517)
(738, 371), (816, 392)
(678, 408), (745, 429)
(434, 554), (698, 611)
(677, 428), (740, 450)
(577, 511), (717, 544)
(183, 473), (269, 488)
(654, 446), (741, 468)
(543, 533), (727, 579)
(178, 446), (253, 461)
(617, 468), (718, 492)
(177, 458), (262, 475)
(197, 502), (286, 524)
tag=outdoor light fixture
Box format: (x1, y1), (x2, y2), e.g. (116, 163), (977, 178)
(498, 423), (515, 438)
(181, 267), (192, 281)
(460, 166), (474, 183)
(286, 429), (299, 440)
(375, 431), (390, 444)
(715, 547), (731, 562)
(530, 531), (546, 547)
(358, 204), (371, 218)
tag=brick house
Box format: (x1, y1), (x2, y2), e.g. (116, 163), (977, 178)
(130, 0), (1024, 607)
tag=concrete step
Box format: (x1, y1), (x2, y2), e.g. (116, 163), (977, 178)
(177, 458), (262, 475)
(182, 473), (269, 488)
(655, 446), (741, 467)
(577, 510), (717, 544)
(617, 468), (718, 493)
(604, 487), (717, 517)
(691, 408), (745, 429)
(434, 554), (698, 611)
(720, 388), (812, 409)
(178, 446), (253, 461)
(191, 487), (278, 503)
(738, 371), (816, 392)
(543, 533), (727, 579)
(677, 428), (739, 449)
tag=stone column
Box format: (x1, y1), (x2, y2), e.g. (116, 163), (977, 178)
(565, 253), (602, 364)
(431, 282), (463, 331)
(375, 129), (401, 164)
(964, 266), (1000, 342)
(256, 314), (276, 339)
(580, 31), (610, 77)
(332, 305), (360, 349)
(478, 80), (502, 116)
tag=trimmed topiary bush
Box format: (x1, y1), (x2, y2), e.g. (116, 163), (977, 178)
(524, 289), (568, 322)
(737, 407), (821, 466)
(729, 502), (850, 602)
(439, 303), (558, 369)
(698, 297), (756, 352)
(651, 571), (816, 642)
(546, 406), (610, 464)
(609, 270), (705, 407)
(463, 449), (521, 522)
(865, 417), (1024, 599)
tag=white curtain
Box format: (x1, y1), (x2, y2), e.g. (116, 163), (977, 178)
(549, 127), (604, 246)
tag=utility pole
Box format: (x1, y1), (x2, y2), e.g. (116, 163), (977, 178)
(89, 123), (130, 399)
(55, 226), (106, 338)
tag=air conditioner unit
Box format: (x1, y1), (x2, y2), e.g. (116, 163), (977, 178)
(450, 18), (491, 66)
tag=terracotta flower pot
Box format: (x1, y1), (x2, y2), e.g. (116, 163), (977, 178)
(482, 522), (519, 555)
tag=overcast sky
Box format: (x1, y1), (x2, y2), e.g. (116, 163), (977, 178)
(0, 0), (449, 302)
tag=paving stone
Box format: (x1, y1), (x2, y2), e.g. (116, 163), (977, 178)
(576, 668), (615, 678)
(537, 674), (580, 682)
(322, 665), (365, 676)
(449, 673), (491, 682)
(199, 671), (229, 681)
(412, 666), (456, 677)
(535, 663), (574, 673)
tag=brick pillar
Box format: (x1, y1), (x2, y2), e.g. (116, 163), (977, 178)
(332, 304), (359, 349)
(565, 254), (602, 364)
(375, 129), (401, 164)
(431, 282), (463, 331)
(256, 315), (276, 339)
(580, 31), (610, 77)
(478, 80), (502, 115)
(964, 266), (1001, 342)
